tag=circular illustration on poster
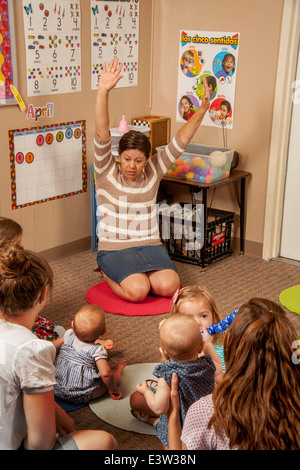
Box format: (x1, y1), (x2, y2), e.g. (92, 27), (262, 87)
(193, 73), (218, 101)
(180, 49), (203, 77)
(178, 94), (199, 121)
(209, 98), (232, 126)
(212, 51), (236, 82)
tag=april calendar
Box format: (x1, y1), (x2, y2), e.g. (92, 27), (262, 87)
(91, 0), (139, 89)
(9, 121), (87, 210)
(22, 0), (81, 96)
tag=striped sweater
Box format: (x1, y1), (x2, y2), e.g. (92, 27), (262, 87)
(94, 132), (188, 251)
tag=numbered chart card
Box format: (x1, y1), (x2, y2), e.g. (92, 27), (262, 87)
(9, 121), (87, 210)
(177, 31), (240, 128)
(23, 0), (81, 96)
(91, 0), (139, 89)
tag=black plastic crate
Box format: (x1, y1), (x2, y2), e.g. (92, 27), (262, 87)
(159, 204), (234, 267)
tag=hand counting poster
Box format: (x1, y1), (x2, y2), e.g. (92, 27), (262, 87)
(9, 121), (87, 210)
(90, 0), (139, 89)
(177, 31), (240, 128)
(22, 0), (81, 96)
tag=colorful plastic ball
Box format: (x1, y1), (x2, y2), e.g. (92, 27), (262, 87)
(185, 171), (195, 179)
(205, 174), (211, 183)
(192, 157), (206, 168)
(199, 176), (206, 182)
(167, 169), (173, 175)
(182, 164), (190, 173)
(209, 168), (215, 175)
(209, 151), (227, 167)
(175, 158), (184, 166)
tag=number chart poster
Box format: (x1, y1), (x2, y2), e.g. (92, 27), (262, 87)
(9, 121), (87, 210)
(177, 31), (240, 128)
(22, 0), (81, 96)
(91, 0), (139, 89)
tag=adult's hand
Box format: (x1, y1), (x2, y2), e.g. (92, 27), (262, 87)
(98, 58), (123, 93)
(167, 373), (182, 450)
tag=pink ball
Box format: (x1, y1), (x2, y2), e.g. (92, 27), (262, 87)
(182, 164), (190, 173)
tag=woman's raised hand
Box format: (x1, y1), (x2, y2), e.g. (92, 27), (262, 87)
(98, 58), (123, 92)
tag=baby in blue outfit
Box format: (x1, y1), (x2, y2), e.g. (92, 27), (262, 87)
(130, 314), (223, 449)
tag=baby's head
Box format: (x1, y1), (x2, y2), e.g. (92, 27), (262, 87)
(159, 314), (203, 362)
(72, 304), (106, 343)
(0, 217), (23, 249)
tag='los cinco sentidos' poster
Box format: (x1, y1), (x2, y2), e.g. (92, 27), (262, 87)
(177, 31), (240, 128)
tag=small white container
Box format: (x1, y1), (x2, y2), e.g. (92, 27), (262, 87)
(110, 124), (150, 156)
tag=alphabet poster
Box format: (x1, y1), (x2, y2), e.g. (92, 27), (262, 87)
(22, 0), (81, 96)
(9, 121), (87, 210)
(90, 0), (139, 89)
(177, 31), (240, 128)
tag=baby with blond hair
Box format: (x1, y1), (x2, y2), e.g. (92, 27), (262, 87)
(54, 304), (126, 403)
(130, 314), (222, 449)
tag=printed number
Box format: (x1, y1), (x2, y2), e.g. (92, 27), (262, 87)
(34, 80), (39, 90)
(106, 17), (110, 27)
(56, 131), (64, 142)
(66, 128), (73, 139)
(74, 128), (81, 139)
(36, 135), (44, 146)
(129, 72), (134, 82)
(53, 50), (57, 59)
(117, 17), (122, 28)
(43, 17), (48, 27)
(35, 50), (40, 60)
(46, 133), (53, 144)
(53, 79), (57, 88)
(71, 77), (77, 87)
(113, 47), (117, 56)
(16, 152), (24, 164)
(25, 152), (34, 164)
(98, 47), (102, 57)
(57, 17), (62, 28)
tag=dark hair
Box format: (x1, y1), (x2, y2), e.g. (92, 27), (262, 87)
(118, 130), (151, 159)
(220, 100), (231, 114)
(181, 95), (193, 107)
(222, 53), (235, 72)
(0, 217), (22, 248)
(0, 245), (53, 315)
(206, 75), (217, 90)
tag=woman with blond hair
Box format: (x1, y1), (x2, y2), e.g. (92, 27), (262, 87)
(168, 297), (300, 450)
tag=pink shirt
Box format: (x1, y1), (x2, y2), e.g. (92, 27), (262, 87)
(181, 394), (232, 450)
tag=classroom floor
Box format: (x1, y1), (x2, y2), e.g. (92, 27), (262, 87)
(42, 249), (300, 451)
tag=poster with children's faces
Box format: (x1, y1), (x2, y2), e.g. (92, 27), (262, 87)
(90, 0), (139, 89)
(22, 0), (81, 96)
(177, 31), (240, 128)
